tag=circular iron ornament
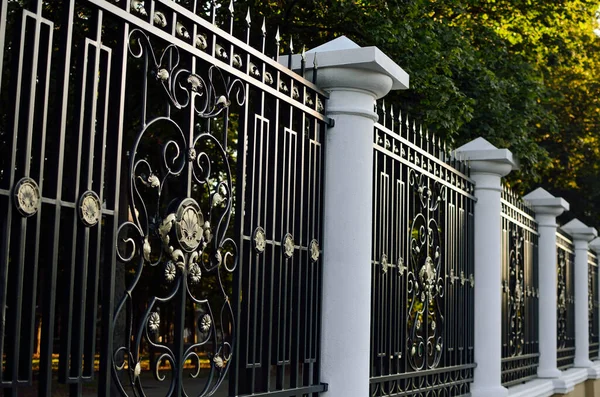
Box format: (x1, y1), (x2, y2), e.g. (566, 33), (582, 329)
(282, 234), (294, 258)
(253, 227), (266, 253)
(175, 198), (204, 252)
(310, 239), (320, 262)
(78, 190), (101, 227)
(14, 177), (40, 217)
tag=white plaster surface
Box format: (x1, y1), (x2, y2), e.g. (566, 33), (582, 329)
(456, 139), (517, 397)
(288, 35), (409, 90)
(563, 219), (598, 369)
(524, 188), (569, 379)
(317, 38), (406, 397)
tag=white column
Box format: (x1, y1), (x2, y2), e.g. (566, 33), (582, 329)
(455, 138), (518, 397)
(523, 188), (569, 378)
(592, 237), (600, 361)
(295, 36), (409, 396)
(563, 218), (598, 368)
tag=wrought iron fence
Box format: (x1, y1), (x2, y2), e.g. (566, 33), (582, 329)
(0, 0), (327, 396)
(589, 250), (599, 360)
(556, 231), (576, 370)
(370, 103), (476, 397)
(500, 187), (539, 387)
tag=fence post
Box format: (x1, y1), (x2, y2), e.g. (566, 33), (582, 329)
(523, 188), (569, 378)
(592, 237), (600, 362)
(455, 138), (518, 397)
(297, 36), (409, 395)
(562, 219), (598, 368)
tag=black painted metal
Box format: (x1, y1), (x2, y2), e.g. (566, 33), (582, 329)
(556, 231), (576, 370)
(0, 1), (327, 396)
(500, 188), (539, 387)
(370, 103), (476, 397)
(589, 250), (599, 360)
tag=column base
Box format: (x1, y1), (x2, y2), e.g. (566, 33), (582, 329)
(574, 358), (594, 368)
(470, 384), (509, 397)
(537, 367), (562, 378)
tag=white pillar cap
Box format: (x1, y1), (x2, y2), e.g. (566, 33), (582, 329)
(590, 237), (600, 253)
(562, 218), (598, 243)
(289, 36), (409, 98)
(523, 187), (569, 216)
(454, 137), (518, 176)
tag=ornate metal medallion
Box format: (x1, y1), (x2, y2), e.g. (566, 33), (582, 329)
(79, 190), (101, 227)
(253, 227), (266, 253)
(310, 239), (320, 262)
(283, 233), (294, 258)
(14, 177), (40, 217)
(175, 198), (204, 252)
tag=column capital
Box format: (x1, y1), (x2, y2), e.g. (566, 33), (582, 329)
(292, 35), (409, 96)
(524, 187), (569, 220)
(562, 218), (597, 244)
(454, 137), (518, 178)
(590, 237), (600, 254)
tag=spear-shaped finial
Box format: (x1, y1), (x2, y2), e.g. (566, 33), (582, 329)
(390, 105), (395, 132)
(288, 37), (294, 69)
(261, 17), (267, 53)
(211, 0), (217, 24)
(312, 52), (318, 84)
(275, 27), (281, 62)
(301, 46), (306, 77)
(228, 0), (235, 34)
(245, 7), (251, 26)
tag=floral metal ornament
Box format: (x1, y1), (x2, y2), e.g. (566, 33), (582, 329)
(188, 262), (202, 284)
(176, 199), (204, 252)
(14, 177), (40, 217)
(131, 0), (147, 16)
(406, 170), (446, 371)
(507, 227), (525, 355)
(148, 312), (160, 333)
(111, 31), (246, 396)
(310, 239), (320, 262)
(164, 261), (176, 282)
(253, 227), (266, 253)
(79, 190), (101, 227)
(381, 254), (389, 274)
(283, 234), (294, 258)
(200, 314), (212, 332)
(153, 11), (167, 27)
(195, 33), (208, 50)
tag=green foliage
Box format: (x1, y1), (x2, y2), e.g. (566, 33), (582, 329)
(231, 0), (600, 228)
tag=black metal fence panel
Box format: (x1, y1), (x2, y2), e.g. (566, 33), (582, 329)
(0, 0), (327, 396)
(589, 251), (599, 360)
(500, 187), (539, 387)
(370, 104), (476, 397)
(556, 231), (576, 370)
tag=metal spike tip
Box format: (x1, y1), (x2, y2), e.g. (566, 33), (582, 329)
(275, 27), (281, 43)
(313, 52), (318, 67)
(261, 17), (266, 35)
(245, 8), (251, 25)
(382, 99), (386, 112)
(301, 46), (306, 60)
(390, 105), (394, 117)
(229, 0), (234, 14)
(289, 36), (294, 52)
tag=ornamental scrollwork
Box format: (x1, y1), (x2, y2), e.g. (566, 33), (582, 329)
(557, 250), (569, 348)
(128, 29), (245, 119)
(112, 32), (245, 397)
(507, 227), (525, 356)
(406, 169), (446, 371)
